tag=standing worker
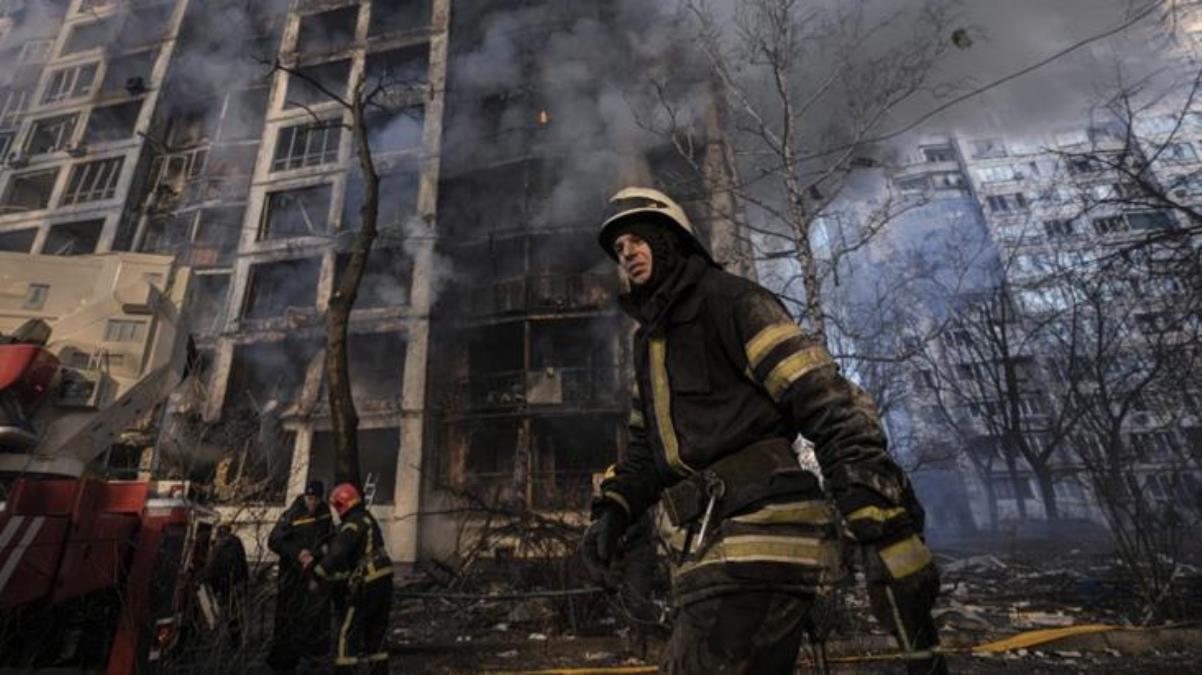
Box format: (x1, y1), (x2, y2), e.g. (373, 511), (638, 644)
(267, 480), (335, 673)
(581, 187), (946, 674)
(204, 523), (249, 649)
(310, 482), (393, 674)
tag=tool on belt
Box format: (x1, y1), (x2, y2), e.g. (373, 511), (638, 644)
(663, 438), (820, 558)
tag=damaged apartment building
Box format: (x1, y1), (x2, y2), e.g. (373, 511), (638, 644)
(0, 0), (749, 563)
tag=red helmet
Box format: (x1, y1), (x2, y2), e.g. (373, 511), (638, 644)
(329, 482), (361, 516)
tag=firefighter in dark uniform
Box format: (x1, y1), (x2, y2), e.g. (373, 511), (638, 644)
(267, 480), (335, 673)
(580, 187), (946, 674)
(311, 482), (393, 674)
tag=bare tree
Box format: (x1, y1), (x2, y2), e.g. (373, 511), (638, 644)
(637, 0), (964, 344)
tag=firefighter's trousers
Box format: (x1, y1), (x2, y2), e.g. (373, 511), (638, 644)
(334, 576), (393, 674)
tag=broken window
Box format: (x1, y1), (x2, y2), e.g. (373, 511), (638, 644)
(43, 219), (103, 255)
(191, 206), (242, 267)
(61, 156), (123, 204)
(461, 420), (518, 491)
(0, 228), (36, 252)
(366, 105), (423, 154)
(139, 212), (192, 256)
(368, 0), (430, 36)
(219, 87), (269, 141)
(296, 5), (359, 54)
(188, 272), (230, 335)
(1, 168), (58, 212)
(531, 415), (616, 509)
(226, 337), (320, 410)
(99, 50), (158, 97)
(166, 103), (216, 147)
(272, 120), (342, 171)
(62, 18), (116, 55)
(530, 318), (617, 404)
(350, 331), (405, 399)
(259, 184), (332, 239)
(26, 113), (78, 155)
(285, 59), (351, 109)
(529, 232), (610, 310)
(0, 87), (28, 128)
(0, 131), (12, 159)
(42, 62), (99, 104)
(333, 247), (412, 308)
(343, 166), (419, 230)
(83, 100), (142, 144)
(243, 256), (320, 318)
(309, 427), (399, 504)
(114, 2), (175, 49)
(364, 45), (428, 108)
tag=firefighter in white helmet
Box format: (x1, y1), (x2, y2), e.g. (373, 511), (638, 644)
(580, 187), (945, 674)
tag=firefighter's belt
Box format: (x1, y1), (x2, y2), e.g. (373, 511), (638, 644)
(662, 437), (818, 528)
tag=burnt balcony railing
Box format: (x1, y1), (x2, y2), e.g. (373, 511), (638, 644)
(455, 366), (619, 410)
(467, 273), (614, 316)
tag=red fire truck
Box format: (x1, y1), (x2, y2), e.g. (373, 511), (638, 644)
(0, 251), (215, 673)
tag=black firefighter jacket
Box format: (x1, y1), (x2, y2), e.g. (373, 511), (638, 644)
(267, 497), (336, 660)
(313, 505), (393, 590)
(601, 255), (928, 602)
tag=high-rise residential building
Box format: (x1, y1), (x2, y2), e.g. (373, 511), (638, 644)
(0, 0), (747, 563)
(875, 117), (1202, 532)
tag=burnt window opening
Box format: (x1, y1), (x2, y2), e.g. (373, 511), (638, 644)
(43, 219), (103, 255)
(296, 6), (359, 55)
(259, 184), (332, 240)
(191, 206), (242, 267)
(285, 59), (351, 109)
(219, 87), (269, 141)
(99, 50), (158, 97)
(83, 100), (142, 144)
(139, 211), (192, 256)
(26, 113), (78, 155)
(209, 424), (295, 506)
(368, 0), (430, 36)
(166, 102), (217, 147)
(461, 322), (524, 408)
(61, 156), (123, 204)
(2, 168), (58, 212)
(0, 228), (37, 252)
(343, 166), (419, 230)
(309, 427), (399, 505)
(272, 120), (342, 171)
(226, 337), (321, 410)
(462, 420), (518, 485)
(528, 232), (611, 310)
(243, 256), (320, 319)
(366, 105), (423, 154)
(188, 272), (230, 336)
(529, 318), (617, 405)
(204, 142), (256, 177)
(364, 45), (428, 108)
(320, 330), (406, 401)
(62, 18), (116, 55)
(333, 246), (412, 308)
(114, 2), (176, 49)
(42, 62), (99, 104)
(531, 415), (617, 510)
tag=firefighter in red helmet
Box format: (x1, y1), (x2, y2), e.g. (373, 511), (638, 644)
(308, 482), (393, 674)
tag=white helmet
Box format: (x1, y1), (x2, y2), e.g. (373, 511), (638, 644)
(598, 186), (716, 265)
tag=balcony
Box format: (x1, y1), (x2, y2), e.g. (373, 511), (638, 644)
(454, 366), (619, 411)
(467, 273), (614, 317)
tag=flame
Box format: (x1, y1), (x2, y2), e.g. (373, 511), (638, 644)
(538, 109), (550, 126)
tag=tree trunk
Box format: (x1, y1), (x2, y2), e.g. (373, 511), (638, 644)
(1034, 465), (1060, 521)
(1005, 453), (1028, 520)
(326, 85), (379, 487)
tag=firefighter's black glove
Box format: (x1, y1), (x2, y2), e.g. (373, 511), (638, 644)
(865, 544), (944, 674)
(580, 504), (628, 581)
